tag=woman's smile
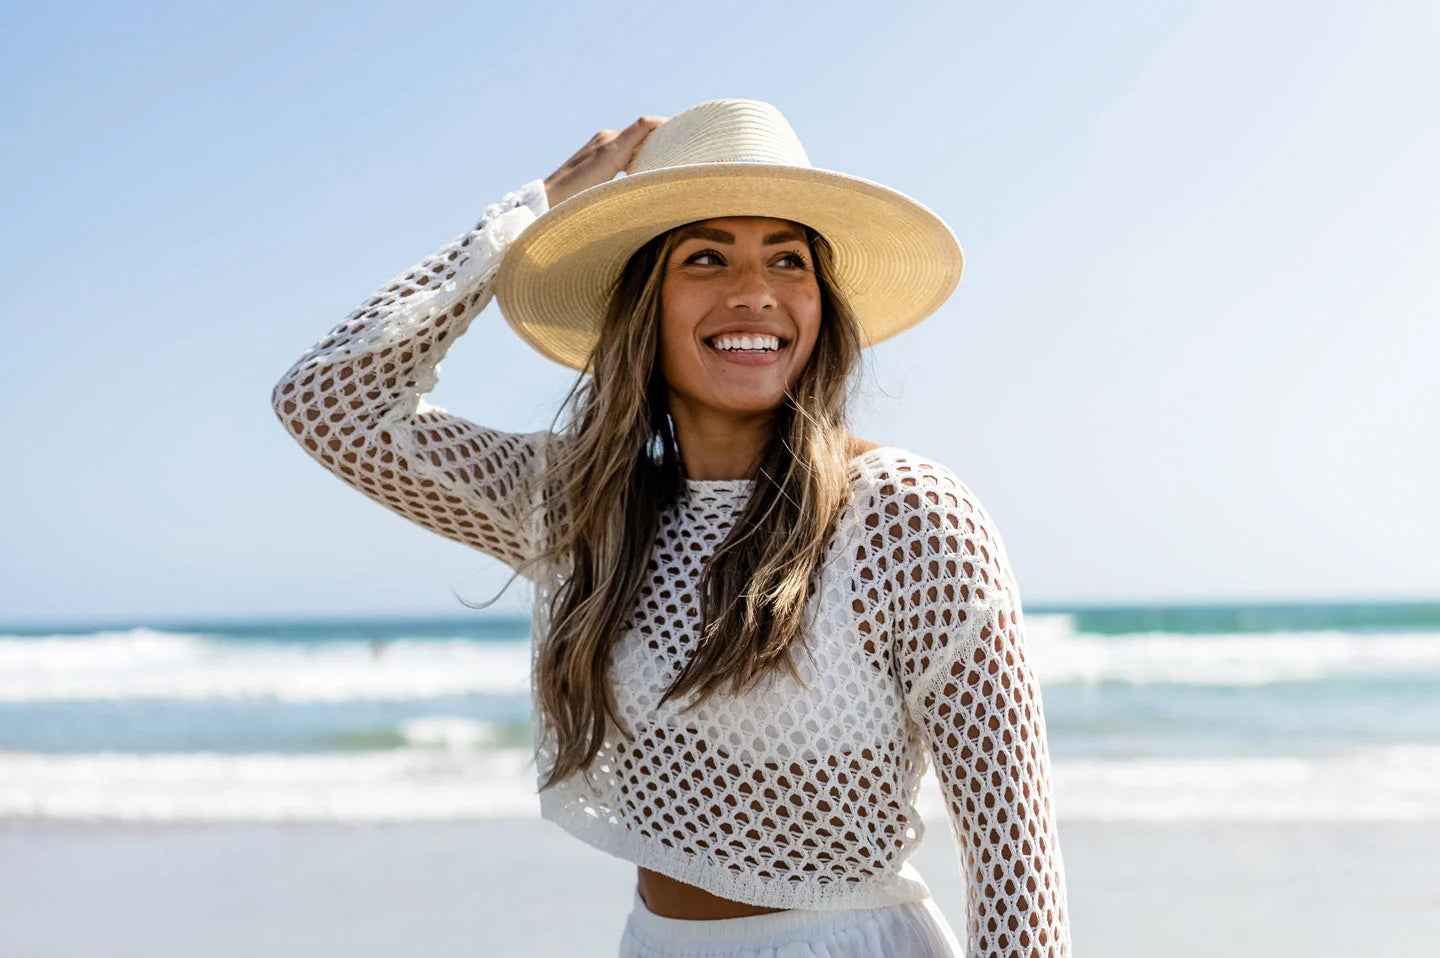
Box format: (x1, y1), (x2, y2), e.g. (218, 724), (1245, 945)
(702, 331), (790, 367)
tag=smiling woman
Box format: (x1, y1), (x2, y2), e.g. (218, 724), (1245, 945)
(271, 98), (1070, 957)
(658, 216), (825, 476)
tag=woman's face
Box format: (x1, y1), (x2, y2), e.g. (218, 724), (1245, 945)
(658, 216), (822, 418)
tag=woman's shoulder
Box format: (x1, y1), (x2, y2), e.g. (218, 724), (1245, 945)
(849, 441), (971, 498)
(848, 442), (1000, 544)
(847, 443), (1019, 604)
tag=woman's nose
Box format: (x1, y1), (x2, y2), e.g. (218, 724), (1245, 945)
(724, 262), (778, 310)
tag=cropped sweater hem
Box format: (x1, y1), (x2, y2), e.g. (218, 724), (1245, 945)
(538, 788), (933, 912)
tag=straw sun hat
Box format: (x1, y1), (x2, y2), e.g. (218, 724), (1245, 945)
(493, 98), (963, 372)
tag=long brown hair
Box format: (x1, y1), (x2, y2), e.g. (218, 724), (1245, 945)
(506, 220), (866, 791)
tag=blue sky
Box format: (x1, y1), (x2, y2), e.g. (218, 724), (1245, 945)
(2, 0), (1435, 624)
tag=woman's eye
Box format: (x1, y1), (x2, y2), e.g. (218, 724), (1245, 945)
(685, 250), (808, 268)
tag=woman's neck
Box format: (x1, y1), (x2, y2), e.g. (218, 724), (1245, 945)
(668, 404), (774, 481)
(674, 432), (769, 482)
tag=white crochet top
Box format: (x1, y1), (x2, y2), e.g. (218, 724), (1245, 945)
(272, 178), (1071, 956)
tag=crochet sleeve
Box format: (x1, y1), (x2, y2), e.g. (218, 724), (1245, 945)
(886, 459), (1072, 957)
(270, 179), (559, 577)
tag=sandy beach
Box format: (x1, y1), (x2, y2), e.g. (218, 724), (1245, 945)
(3, 817), (1437, 957)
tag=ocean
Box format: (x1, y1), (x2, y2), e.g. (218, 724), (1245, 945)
(3, 601), (1437, 824)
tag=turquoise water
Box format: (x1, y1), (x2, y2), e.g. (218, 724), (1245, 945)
(2, 600), (1436, 821)
(1046, 600), (1440, 635)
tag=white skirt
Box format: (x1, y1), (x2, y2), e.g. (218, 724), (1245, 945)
(616, 887), (963, 957)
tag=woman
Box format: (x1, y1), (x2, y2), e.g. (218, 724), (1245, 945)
(273, 99), (1071, 957)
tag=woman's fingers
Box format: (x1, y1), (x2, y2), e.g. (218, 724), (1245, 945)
(618, 115), (667, 173)
(543, 115), (668, 208)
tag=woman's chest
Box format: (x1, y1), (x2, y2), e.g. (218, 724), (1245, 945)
(608, 493), (909, 760)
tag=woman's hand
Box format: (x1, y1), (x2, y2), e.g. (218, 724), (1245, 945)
(543, 115), (667, 208)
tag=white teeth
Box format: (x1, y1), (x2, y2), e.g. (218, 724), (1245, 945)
(710, 333), (781, 352)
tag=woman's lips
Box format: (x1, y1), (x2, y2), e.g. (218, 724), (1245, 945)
(704, 340), (787, 366)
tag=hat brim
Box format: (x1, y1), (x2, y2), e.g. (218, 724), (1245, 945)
(493, 163), (963, 372)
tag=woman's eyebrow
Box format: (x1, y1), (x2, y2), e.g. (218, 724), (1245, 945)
(673, 225), (807, 246)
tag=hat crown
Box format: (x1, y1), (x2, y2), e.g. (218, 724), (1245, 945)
(626, 99), (812, 174)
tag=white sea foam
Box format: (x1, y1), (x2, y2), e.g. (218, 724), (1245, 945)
(399, 716), (505, 749)
(0, 748), (541, 822)
(1, 618), (1437, 703)
(1021, 615), (1440, 685)
(3, 746), (1437, 823)
(0, 628), (532, 702)
(1038, 744), (1440, 822)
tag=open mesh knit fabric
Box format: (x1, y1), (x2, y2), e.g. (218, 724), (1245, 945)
(272, 178), (1071, 956)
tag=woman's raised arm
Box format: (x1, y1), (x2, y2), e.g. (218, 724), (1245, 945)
(270, 179), (557, 576)
(270, 118), (666, 576)
(885, 456), (1072, 957)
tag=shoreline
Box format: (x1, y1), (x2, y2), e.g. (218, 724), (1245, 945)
(2, 818), (1437, 956)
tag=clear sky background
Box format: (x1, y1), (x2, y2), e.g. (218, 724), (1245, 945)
(2, 0), (1436, 625)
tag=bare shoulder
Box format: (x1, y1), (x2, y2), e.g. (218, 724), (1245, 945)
(847, 437), (883, 458)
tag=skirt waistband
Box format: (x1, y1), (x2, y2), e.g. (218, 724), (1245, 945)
(623, 886), (935, 950)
